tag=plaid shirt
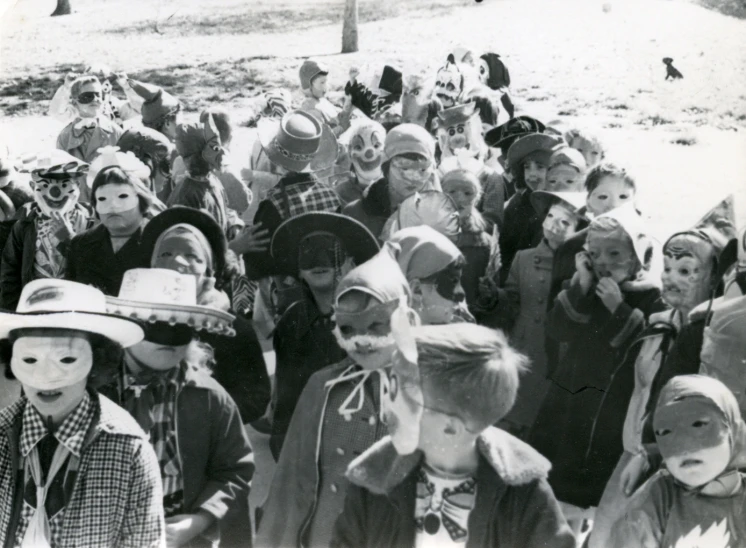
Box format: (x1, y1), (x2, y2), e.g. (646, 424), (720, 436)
(266, 177), (341, 221)
(14, 392), (94, 547)
(122, 360), (187, 517)
(0, 392), (164, 548)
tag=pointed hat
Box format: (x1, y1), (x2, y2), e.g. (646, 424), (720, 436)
(128, 79), (181, 126)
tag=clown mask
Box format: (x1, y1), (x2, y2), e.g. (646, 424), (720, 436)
(94, 183), (142, 236)
(662, 233), (715, 312)
(434, 57), (463, 109)
(12, 335), (92, 424)
(349, 121), (385, 183)
(201, 115), (227, 172)
(545, 164), (583, 192)
(31, 176), (81, 218)
(587, 226), (639, 284)
(333, 298), (398, 370)
(654, 398), (731, 488)
(383, 348), (425, 454)
(543, 204), (580, 251)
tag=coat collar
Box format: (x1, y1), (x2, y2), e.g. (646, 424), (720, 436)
(360, 178), (393, 218)
(346, 426), (552, 496)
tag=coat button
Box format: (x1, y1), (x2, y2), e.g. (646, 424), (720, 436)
(538, 276), (546, 282)
(368, 416), (377, 425)
(533, 256), (541, 264)
(331, 484), (338, 493)
(336, 447), (345, 456)
(344, 414), (352, 422)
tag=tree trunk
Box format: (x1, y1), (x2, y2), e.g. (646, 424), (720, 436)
(51, 0), (72, 16)
(341, 0), (359, 53)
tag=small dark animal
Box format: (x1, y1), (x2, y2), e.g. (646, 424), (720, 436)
(663, 57), (683, 80)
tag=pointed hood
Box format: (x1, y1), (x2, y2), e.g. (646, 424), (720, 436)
(128, 78), (180, 126)
(335, 244), (411, 306)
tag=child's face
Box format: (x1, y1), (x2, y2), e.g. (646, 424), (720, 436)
(416, 262), (466, 325)
(587, 227), (638, 283)
(523, 159), (548, 191)
(661, 251), (712, 311)
(545, 164), (583, 192)
(586, 177), (635, 216)
(128, 340), (189, 371)
(543, 204), (579, 250)
(654, 399), (731, 488)
(74, 81), (104, 118)
(569, 136), (603, 168)
(310, 74), (328, 99)
(443, 180), (479, 215)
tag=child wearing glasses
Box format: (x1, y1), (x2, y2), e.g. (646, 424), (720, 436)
(56, 76), (123, 167)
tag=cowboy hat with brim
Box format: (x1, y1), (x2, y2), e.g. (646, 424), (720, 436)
(530, 190), (587, 218)
(258, 110), (338, 173)
(270, 212), (380, 275)
(106, 269), (236, 337)
(0, 279), (143, 347)
(139, 206), (227, 278)
(506, 133), (564, 172)
(484, 116), (546, 149)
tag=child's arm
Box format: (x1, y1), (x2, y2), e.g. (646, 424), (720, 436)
(48, 75), (78, 124)
(476, 253), (521, 330)
(610, 472), (671, 548)
(546, 254), (597, 342)
(597, 288), (666, 350)
(330, 484), (370, 548)
(512, 479), (576, 548)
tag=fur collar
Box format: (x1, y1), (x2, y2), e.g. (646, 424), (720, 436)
(346, 426), (551, 495)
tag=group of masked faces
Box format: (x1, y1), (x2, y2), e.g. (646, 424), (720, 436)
(416, 260), (466, 325)
(654, 397), (732, 488)
(661, 235), (715, 311)
(568, 136), (604, 169)
(388, 155), (433, 202)
(297, 233), (349, 291)
(542, 203), (580, 251)
(587, 226), (639, 284)
(544, 164), (583, 192)
(74, 80), (105, 118)
(586, 176), (635, 216)
(333, 293), (398, 370)
(95, 182), (143, 236)
(11, 332), (93, 425)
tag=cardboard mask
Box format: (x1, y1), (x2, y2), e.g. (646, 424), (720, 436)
(434, 55), (464, 109)
(333, 299), (399, 370)
(348, 120), (385, 182)
(12, 335), (93, 391)
(662, 232), (715, 311)
(31, 176), (81, 217)
(436, 103), (483, 159)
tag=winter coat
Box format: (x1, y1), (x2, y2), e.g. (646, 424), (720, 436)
(330, 427), (576, 548)
(0, 392), (164, 548)
(528, 276), (666, 508)
(257, 359), (387, 548)
(342, 178), (395, 241)
(66, 223), (144, 296)
(499, 190), (542, 285)
(56, 116), (123, 164)
(456, 214), (499, 322)
(167, 175), (230, 234)
(99, 364), (254, 547)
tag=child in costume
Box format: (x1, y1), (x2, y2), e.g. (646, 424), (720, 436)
(612, 375), (746, 548)
(564, 128), (605, 169)
(343, 123), (439, 240)
(335, 119), (386, 206)
(478, 51), (515, 118)
(389, 225), (470, 325)
(480, 191), (587, 438)
(127, 78), (183, 142)
(56, 76), (123, 165)
(499, 132), (564, 283)
(101, 268), (254, 547)
(401, 72), (441, 134)
(0, 151), (91, 310)
(435, 103), (505, 227)
(257, 245), (416, 547)
(544, 146), (587, 192)
(590, 209), (733, 548)
(433, 55), (502, 128)
(299, 59), (342, 132)
(0, 278), (164, 547)
(268, 212), (380, 458)
(344, 64), (403, 122)
(529, 206), (666, 529)
(117, 126), (177, 203)
(331, 323), (575, 548)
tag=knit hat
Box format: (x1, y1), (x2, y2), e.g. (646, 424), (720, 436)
(388, 225), (463, 281)
(384, 124), (435, 162)
(128, 79), (181, 127)
(549, 146), (587, 173)
(506, 133), (563, 171)
(299, 60), (329, 90)
(441, 168), (482, 194)
(384, 191), (460, 241)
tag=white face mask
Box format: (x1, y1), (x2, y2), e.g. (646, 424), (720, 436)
(332, 325), (395, 370)
(94, 183), (139, 215)
(11, 336), (93, 391)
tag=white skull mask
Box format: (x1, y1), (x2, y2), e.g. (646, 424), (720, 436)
(348, 121), (385, 183)
(434, 58), (463, 109)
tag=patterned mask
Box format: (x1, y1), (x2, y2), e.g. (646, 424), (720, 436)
(434, 57), (463, 109)
(348, 121), (385, 183)
(31, 177), (81, 217)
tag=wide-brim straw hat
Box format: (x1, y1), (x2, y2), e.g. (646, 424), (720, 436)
(0, 279), (143, 347)
(258, 110), (338, 173)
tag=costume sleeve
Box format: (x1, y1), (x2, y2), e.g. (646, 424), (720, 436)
(255, 373), (327, 548)
(598, 291), (665, 350)
(195, 393), (254, 525)
(0, 222), (26, 310)
(512, 478), (576, 548)
(610, 474), (671, 548)
(330, 484), (369, 548)
(120, 439), (166, 548)
(217, 169), (250, 215)
(546, 278), (595, 342)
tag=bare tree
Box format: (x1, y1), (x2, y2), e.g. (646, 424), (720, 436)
(341, 0), (359, 53)
(51, 0), (72, 16)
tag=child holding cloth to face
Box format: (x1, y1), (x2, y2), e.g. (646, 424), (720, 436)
(529, 205), (666, 528)
(612, 375), (746, 548)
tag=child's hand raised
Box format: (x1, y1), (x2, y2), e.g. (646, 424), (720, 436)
(596, 277), (623, 313)
(476, 275), (499, 308)
(574, 251), (594, 294)
(49, 211), (76, 241)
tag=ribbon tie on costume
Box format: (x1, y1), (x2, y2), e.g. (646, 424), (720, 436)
(20, 443), (72, 548)
(324, 365), (388, 422)
(72, 118), (98, 137)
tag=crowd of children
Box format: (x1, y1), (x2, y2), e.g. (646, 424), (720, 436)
(0, 46), (744, 548)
